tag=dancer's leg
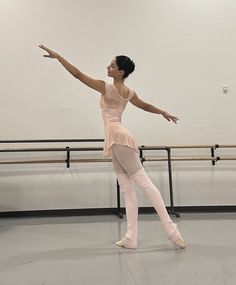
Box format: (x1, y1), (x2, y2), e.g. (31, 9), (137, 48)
(130, 168), (181, 241)
(111, 144), (185, 248)
(111, 152), (138, 249)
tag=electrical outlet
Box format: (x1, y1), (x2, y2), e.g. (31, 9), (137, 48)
(222, 86), (229, 94)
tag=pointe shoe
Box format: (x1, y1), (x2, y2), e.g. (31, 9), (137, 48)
(173, 238), (186, 249)
(116, 238), (137, 250)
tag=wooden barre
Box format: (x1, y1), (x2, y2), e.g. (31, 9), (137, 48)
(0, 159), (66, 165)
(1, 146), (215, 151)
(141, 145), (236, 149)
(0, 140), (235, 148)
(71, 158), (111, 163)
(1, 156), (236, 165)
(141, 145), (217, 149)
(144, 156), (236, 161)
(0, 158), (112, 165)
(144, 156), (220, 161)
(0, 144), (236, 153)
(0, 147), (104, 153)
(218, 157), (236, 160)
(217, 145), (236, 148)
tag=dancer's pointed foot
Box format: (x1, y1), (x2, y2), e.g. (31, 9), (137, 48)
(116, 237), (137, 250)
(173, 238), (186, 249)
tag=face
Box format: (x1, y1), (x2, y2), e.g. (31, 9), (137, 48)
(107, 59), (124, 78)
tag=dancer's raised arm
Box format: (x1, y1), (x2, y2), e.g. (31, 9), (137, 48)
(130, 92), (179, 124)
(39, 44), (105, 94)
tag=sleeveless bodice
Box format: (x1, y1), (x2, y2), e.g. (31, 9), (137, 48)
(100, 83), (139, 157)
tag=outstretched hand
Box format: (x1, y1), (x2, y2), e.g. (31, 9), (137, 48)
(39, 44), (60, 59)
(162, 111), (179, 124)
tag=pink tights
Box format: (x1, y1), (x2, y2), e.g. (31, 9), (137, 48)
(111, 144), (182, 247)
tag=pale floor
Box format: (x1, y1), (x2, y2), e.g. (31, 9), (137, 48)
(0, 212), (235, 285)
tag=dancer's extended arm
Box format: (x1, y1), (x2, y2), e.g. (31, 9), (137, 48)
(130, 93), (179, 124)
(39, 44), (105, 94)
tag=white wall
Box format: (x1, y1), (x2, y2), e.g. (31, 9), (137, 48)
(0, 0), (235, 211)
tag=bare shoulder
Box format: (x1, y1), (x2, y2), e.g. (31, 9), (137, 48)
(130, 91), (141, 104)
(130, 91), (149, 110)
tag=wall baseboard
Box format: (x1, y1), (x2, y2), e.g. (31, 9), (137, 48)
(0, 205), (236, 219)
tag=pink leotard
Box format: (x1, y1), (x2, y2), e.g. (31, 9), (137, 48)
(100, 83), (139, 158)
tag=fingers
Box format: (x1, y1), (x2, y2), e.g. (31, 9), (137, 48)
(39, 44), (55, 58)
(164, 113), (179, 124)
(39, 44), (48, 50)
(171, 117), (179, 124)
(39, 44), (51, 54)
(39, 44), (47, 51)
(39, 45), (48, 55)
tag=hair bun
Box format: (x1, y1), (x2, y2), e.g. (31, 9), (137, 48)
(115, 55), (135, 79)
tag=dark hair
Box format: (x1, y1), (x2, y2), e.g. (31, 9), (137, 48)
(115, 55), (135, 79)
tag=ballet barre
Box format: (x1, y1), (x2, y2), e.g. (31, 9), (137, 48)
(143, 156), (220, 162)
(0, 144), (176, 217)
(139, 144), (236, 216)
(0, 140), (236, 218)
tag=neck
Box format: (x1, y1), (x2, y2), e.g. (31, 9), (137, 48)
(113, 77), (124, 86)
